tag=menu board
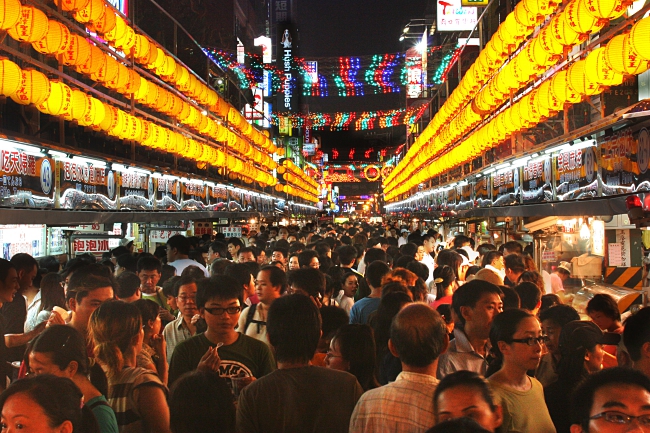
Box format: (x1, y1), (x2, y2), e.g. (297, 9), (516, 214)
(208, 185), (228, 210)
(119, 171), (154, 210)
(555, 146), (598, 200)
(0, 149), (55, 208)
(0, 224), (46, 259)
(522, 156), (553, 203)
(457, 183), (473, 210)
(474, 175), (491, 207)
(58, 160), (117, 210)
(182, 180), (208, 208)
(600, 129), (636, 196)
(492, 168), (520, 206)
(155, 177), (182, 210)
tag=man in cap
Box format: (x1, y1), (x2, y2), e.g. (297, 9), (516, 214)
(551, 262), (571, 294)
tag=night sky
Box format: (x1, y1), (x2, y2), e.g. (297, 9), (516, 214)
(295, 0), (431, 157)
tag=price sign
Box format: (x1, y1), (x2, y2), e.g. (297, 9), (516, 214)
(222, 227), (242, 238)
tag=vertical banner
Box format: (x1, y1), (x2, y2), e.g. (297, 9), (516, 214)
(277, 22), (299, 113)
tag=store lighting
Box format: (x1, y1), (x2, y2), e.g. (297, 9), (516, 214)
(495, 162), (511, 170)
(483, 168), (496, 175)
(475, 173), (483, 178)
(204, 181), (216, 188)
(151, 173), (162, 178)
(544, 139), (596, 155)
(112, 164), (128, 172)
(48, 150), (68, 160)
(511, 156), (531, 168)
(72, 156), (106, 167)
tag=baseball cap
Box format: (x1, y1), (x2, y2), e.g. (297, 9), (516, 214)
(557, 261), (572, 273)
(559, 320), (620, 354)
(460, 246), (480, 263)
(401, 229), (409, 233)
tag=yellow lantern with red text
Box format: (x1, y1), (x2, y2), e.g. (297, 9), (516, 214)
(73, 0), (105, 24)
(585, 47), (624, 86)
(0, 58), (22, 98)
(11, 69), (50, 106)
(8, 6), (48, 43)
(60, 34), (91, 67)
(604, 34), (642, 75)
(38, 80), (72, 116)
(629, 17), (650, 61)
(33, 21), (70, 55)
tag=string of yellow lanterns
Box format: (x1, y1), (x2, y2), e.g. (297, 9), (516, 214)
(0, 0), (317, 201)
(384, 15), (650, 201)
(276, 159), (319, 201)
(384, 0), (635, 199)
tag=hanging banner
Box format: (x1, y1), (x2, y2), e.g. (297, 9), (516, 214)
(492, 168), (520, 206)
(554, 145), (598, 200)
(0, 146), (55, 209)
(522, 156), (553, 203)
(118, 171), (154, 210)
(277, 22), (299, 113)
(58, 160), (117, 210)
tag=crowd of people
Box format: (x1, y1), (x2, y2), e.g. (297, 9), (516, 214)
(0, 221), (649, 433)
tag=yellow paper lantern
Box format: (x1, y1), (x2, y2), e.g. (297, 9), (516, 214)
(0, 0), (20, 31)
(114, 25), (135, 52)
(142, 122), (160, 147)
(133, 77), (149, 101)
(157, 55), (176, 77)
(514, 1), (537, 27)
(8, 6), (48, 43)
(64, 89), (90, 121)
(32, 20), (69, 55)
(106, 62), (129, 89)
(78, 96), (104, 126)
(11, 69), (50, 106)
(568, 59), (601, 96)
(55, 0), (89, 12)
(582, 0), (625, 20)
(153, 88), (169, 111)
(73, 0), (105, 24)
(119, 69), (141, 95)
(585, 46), (624, 85)
(629, 17), (650, 61)
(104, 14), (125, 42)
(552, 70), (582, 103)
(539, 27), (564, 55)
(109, 109), (127, 138)
(92, 54), (118, 83)
(60, 34), (91, 67)
(77, 44), (105, 76)
(126, 115), (142, 141)
(537, 79), (562, 114)
(133, 34), (150, 61)
(92, 7), (115, 34)
(148, 47), (165, 71)
(0, 58), (21, 98)
(550, 13), (581, 46)
(37, 80), (71, 116)
(604, 34), (641, 75)
(564, 0), (602, 35)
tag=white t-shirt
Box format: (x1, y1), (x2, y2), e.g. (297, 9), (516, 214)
(170, 258), (209, 277)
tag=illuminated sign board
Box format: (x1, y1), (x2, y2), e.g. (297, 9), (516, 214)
(277, 24), (298, 112)
(437, 0), (478, 31)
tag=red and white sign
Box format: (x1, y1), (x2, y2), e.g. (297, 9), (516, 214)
(194, 222), (212, 236)
(73, 238), (119, 254)
(150, 230), (183, 242)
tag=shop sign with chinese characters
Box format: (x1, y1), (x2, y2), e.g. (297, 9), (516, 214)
(0, 147), (55, 208)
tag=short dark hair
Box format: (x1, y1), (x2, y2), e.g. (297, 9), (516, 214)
(406, 261), (429, 282)
(267, 294), (321, 363)
(116, 254), (138, 274)
(453, 235), (470, 249)
(110, 246), (129, 258)
(209, 241), (228, 259)
(169, 371), (236, 433)
(238, 247), (257, 259)
(366, 261), (390, 289)
(623, 307), (650, 361)
(451, 279), (502, 326)
(133, 299), (160, 324)
(426, 417), (492, 433)
(571, 367), (650, 431)
(539, 304), (580, 328)
(390, 304), (447, 367)
(504, 254), (525, 273)
(115, 272), (141, 299)
(434, 371), (498, 417)
(399, 243), (418, 258)
(167, 235), (191, 256)
(259, 265), (287, 295)
(500, 286), (521, 310)
(481, 250), (503, 268)
(0, 259), (15, 283)
(502, 241), (523, 255)
(226, 238), (244, 249)
(172, 275), (197, 297)
(137, 256), (162, 274)
(272, 247), (288, 259)
(363, 248), (388, 266)
(477, 243), (497, 257)
(297, 250), (318, 268)
(287, 268), (325, 297)
(586, 293), (621, 321)
(10, 253), (38, 273)
(337, 245), (358, 266)
(514, 282), (542, 311)
(196, 276), (243, 309)
(67, 264), (115, 303)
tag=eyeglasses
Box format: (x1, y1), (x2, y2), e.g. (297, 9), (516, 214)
(590, 411), (650, 426)
(203, 306), (242, 316)
(510, 336), (549, 346)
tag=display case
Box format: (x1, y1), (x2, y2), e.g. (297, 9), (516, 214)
(570, 281), (644, 320)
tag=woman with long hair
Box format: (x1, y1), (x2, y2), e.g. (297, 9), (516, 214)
(544, 320), (615, 433)
(486, 309), (555, 433)
(432, 265), (457, 309)
(133, 299), (168, 385)
(0, 374), (100, 433)
(436, 250), (466, 283)
(28, 325), (118, 433)
(335, 271), (359, 314)
(25, 272), (66, 332)
(89, 300), (171, 433)
(325, 324), (380, 391)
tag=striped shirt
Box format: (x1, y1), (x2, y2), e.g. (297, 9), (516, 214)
(349, 371), (439, 433)
(107, 367), (167, 433)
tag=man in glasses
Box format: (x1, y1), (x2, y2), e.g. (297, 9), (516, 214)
(168, 275), (275, 387)
(570, 367), (650, 433)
